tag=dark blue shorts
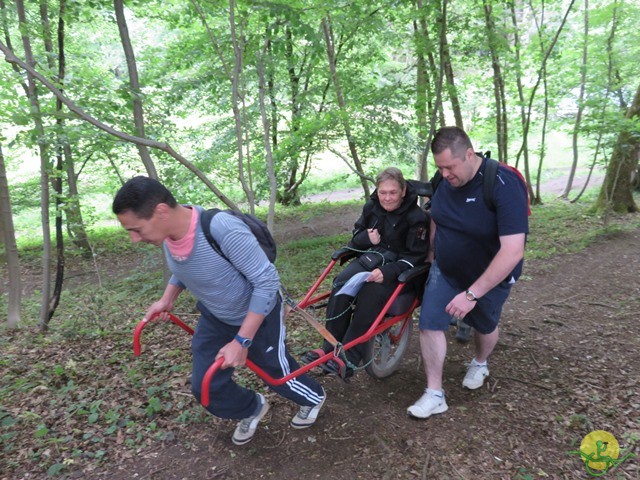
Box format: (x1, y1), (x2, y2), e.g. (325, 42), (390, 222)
(418, 262), (512, 334)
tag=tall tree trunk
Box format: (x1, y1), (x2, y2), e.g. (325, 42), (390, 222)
(572, 1), (619, 203)
(281, 23), (302, 206)
(229, 0), (255, 212)
(595, 82), (640, 214)
(278, 21), (317, 206)
(57, 0), (91, 254)
(16, 0), (52, 330)
(322, 16), (370, 198)
(283, 22), (347, 203)
(562, 0), (589, 198)
(441, 28), (463, 129)
(0, 145), (21, 328)
(516, 0), (576, 203)
(113, 0), (157, 179)
(39, 0), (65, 320)
(413, 0), (431, 179)
(511, 0), (544, 204)
(536, 64), (550, 204)
(482, 0), (508, 163)
(418, 0), (447, 182)
(509, 1), (528, 168)
(267, 27), (278, 152)
(64, 148), (92, 253)
(257, 34), (277, 232)
(193, 0), (256, 208)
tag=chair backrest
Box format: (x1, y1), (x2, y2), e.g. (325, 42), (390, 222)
(407, 179), (433, 198)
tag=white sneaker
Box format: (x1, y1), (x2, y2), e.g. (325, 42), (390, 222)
(232, 393), (269, 445)
(463, 361), (489, 389)
(290, 390), (326, 429)
(407, 389), (448, 419)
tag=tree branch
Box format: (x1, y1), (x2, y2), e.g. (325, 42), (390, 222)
(327, 147), (375, 185)
(0, 40), (237, 209)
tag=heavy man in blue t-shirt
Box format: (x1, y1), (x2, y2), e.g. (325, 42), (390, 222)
(407, 127), (529, 419)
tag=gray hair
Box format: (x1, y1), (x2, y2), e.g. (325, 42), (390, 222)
(375, 167), (406, 191)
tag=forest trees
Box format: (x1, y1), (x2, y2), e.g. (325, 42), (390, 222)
(595, 81), (640, 214)
(0, 144), (20, 327)
(1, 0), (639, 326)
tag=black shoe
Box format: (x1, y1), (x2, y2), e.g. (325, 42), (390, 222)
(300, 349), (327, 365)
(455, 319), (472, 343)
(321, 358), (354, 382)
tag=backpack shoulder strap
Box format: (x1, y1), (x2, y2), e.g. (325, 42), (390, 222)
(200, 208), (228, 261)
(423, 170), (443, 211)
(429, 170), (443, 193)
(483, 157), (499, 211)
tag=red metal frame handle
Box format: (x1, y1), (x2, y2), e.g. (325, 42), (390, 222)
(200, 357), (224, 407)
(199, 355), (323, 407)
(297, 259), (338, 308)
(200, 281), (419, 408)
(133, 313), (195, 356)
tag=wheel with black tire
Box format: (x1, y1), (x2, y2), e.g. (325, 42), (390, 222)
(364, 317), (412, 379)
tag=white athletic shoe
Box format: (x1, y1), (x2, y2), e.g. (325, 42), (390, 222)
(232, 393), (269, 445)
(462, 361), (489, 390)
(407, 389), (448, 419)
(290, 390), (326, 429)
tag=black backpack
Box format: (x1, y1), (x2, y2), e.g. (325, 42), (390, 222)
(200, 208), (277, 263)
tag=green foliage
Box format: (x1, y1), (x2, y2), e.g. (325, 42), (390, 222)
(3, 0), (640, 232)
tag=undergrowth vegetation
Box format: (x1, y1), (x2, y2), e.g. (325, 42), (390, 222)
(1, 197), (639, 478)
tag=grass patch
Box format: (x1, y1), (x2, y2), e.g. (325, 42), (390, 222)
(255, 198), (362, 223)
(277, 234), (351, 298)
(527, 193), (640, 260)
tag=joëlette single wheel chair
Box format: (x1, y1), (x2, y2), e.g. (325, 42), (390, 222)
(132, 182), (433, 408)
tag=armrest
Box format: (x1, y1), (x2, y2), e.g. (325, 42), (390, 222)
(397, 263), (430, 283)
(331, 247), (357, 263)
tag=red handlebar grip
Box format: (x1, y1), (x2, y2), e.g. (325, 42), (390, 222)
(133, 313), (195, 356)
(201, 357), (225, 407)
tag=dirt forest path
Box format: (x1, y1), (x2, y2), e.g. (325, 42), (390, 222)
(94, 225), (640, 479)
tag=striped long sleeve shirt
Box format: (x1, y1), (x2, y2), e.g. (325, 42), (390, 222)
(164, 206), (280, 325)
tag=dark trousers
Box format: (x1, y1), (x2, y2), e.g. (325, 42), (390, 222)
(322, 260), (396, 365)
(191, 297), (325, 419)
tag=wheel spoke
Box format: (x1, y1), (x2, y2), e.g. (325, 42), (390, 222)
(365, 318), (412, 378)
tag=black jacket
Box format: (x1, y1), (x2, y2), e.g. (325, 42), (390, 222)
(349, 182), (430, 284)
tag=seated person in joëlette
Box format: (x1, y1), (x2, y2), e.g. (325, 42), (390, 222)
(302, 167), (430, 379)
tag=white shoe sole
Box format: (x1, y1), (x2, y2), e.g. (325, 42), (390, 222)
(463, 373), (489, 390)
(232, 398), (270, 445)
(407, 402), (448, 419)
(290, 394), (326, 429)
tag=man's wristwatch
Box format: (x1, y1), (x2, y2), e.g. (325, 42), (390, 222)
(465, 289), (478, 302)
(234, 334), (253, 349)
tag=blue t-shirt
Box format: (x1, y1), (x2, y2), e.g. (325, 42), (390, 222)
(431, 158), (529, 290)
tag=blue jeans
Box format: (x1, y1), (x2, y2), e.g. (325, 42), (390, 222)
(191, 297), (324, 419)
(419, 262), (512, 334)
